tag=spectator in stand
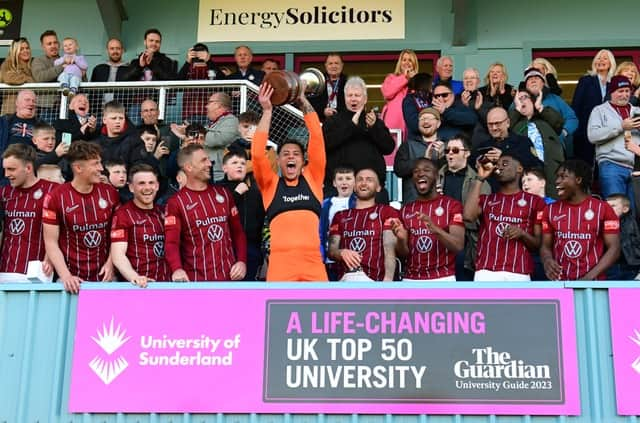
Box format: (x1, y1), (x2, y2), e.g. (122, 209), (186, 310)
(540, 160), (620, 281)
(588, 75), (640, 205)
(166, 123), (205, 182)
(0, 144), (58, 279)
(124, 28), (177, 81)
(226, 45), (264, 85)
(309, 53), (347, 122)
(460, 67), (484, 114)
(521, 67), (578, 151)
(201, 92), (240, 181)
(90, 38), (129, 82)
(464, 154), (545, 281)
(380, 49), (418, 138)
(522, 168), (555, 204)
(438, 134), (490, 281)
(227, 110), (278, 174)
(104, 160), (131, 203)
(0, 38), (34, 115)
(433, 56), (463, 95)
(615, 62), (640, 106)
(261, 58), (280, 75)
(94, 101), (147, 170)
(479, 62), (514, 110)
(138, 99), (179, 151)
(43, 141), (119, 293)
(605, 194), (640, 280)
(53, 94), (98, 142)
(164, 143), (247, 282)
(390, 158), (464, 281)
(529, 58), (563, 96)
(217, 150), (265, 281)
(509, 88), (565, 198)
(319, 167), (356, 280)
(111, 163), (171, 287)
(471, 107), (543, 191)
(53, 37), (87, 97)
(178, 43), (223, 125)
(402, 72), (433, 138)
(0, 89), (41, 153)
(431, 81), (478, 141)
(32, 123), (69, 179)
(328, 168), (399, 281)
(572, 49), (617, 166)
(31, 30), (63, 83)
(323, 76), (395, 202)
(394, 107), (444, 203)
(138, 124), (170, 186)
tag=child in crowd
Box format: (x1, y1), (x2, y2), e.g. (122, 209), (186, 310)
(139, 124), (170, 182)
(217, 150), (265, 281)
(606, 194), (640, 280)
(32, 123), (69, 181)
(319, 167), (356, 280)
(227, 111), (277, 173)
(522, 168), (555, 204)
(53, 37), (88, 97)
(104, 160), (131, 203)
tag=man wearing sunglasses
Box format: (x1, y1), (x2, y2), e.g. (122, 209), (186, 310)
(431, 81), (478, 141)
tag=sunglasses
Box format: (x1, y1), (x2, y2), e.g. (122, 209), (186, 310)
(445, 147), (467, 154)
(433, 92), (451, 99)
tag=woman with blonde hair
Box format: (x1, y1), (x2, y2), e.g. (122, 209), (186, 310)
(530, 57), (562, 96)
(572, 49), (617, 164)
(0, 37), (35, 114)
(380, 49), (418, 138)
(479, 62), (514, 109)
(615, 61), (640, 105)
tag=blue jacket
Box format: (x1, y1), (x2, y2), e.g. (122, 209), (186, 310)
(319, 193), (357, 261)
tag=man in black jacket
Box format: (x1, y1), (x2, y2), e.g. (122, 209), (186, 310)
(123, 29), (177, 81)
(322, 76), (395, 202)
(90, 38), (130, 82)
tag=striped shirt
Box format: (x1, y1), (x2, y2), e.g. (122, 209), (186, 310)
(110, 202), (171, 281)
(42, 182), (119, 281)
(0, 179), (58, 273)
(401, 195), (464, 280)
(475, 191), (545, 275)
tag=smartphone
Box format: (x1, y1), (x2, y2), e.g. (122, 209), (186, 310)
(62, 132), (72, 146)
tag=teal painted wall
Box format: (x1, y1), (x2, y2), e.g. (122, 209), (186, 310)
(4, 0), (639, 86)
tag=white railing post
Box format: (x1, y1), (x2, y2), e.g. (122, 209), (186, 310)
(157, 87), (167, 121)
(239, 85), (248, 113)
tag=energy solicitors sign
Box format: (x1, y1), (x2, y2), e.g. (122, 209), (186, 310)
(197, 0), (405, 42)
(69, 288), (579, 415)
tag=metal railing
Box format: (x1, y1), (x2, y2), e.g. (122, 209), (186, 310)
(0, 80), (308, 145)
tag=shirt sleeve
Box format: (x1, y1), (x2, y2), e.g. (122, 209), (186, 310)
(540, 205), (552, 234)
(602, 202), (621, 234)
(163, 199), (183, 272)
(42, 191), (61, 225)
(450, 200), (465, 227)
(110, 208), (130, 243)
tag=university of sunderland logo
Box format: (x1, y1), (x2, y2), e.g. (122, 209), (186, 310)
(153, 241), (164, 258)
(83, 230), (102, 248)
(9, 218), (25, 236)
(563, 240), (583, 259)
(207, 224), (224, 242)
(629, 329), (640, 374)
(495, 222), (509, 238)
(89, 317), (130, 384)
(416, 236), (433, 253)
(349, 237), (366, 252)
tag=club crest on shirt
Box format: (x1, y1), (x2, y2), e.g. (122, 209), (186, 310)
(98, 198), (108, 209)
(369, 212), (378, 220)
(435, 206), (444, 217)
(33, 188), (43, 200)
(517, 198), (527, 207)
(584, 209), (594, 221)
(215, 194), (224, 204)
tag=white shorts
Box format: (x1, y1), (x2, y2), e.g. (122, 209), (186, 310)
(403, 275), (456, 282)
(473, 269), (531, 282)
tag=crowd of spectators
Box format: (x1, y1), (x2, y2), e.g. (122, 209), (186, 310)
(1, 29), (640, 288)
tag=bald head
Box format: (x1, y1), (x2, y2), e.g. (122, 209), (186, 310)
(486, 107), (510, 140)
(15, 90), (36, 119)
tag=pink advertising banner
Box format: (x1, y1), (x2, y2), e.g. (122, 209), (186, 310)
(69, 287), (580, 415)
(609, 288), (640, 415)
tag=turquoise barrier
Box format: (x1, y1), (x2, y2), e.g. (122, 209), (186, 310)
(1, 281), (639, 422)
